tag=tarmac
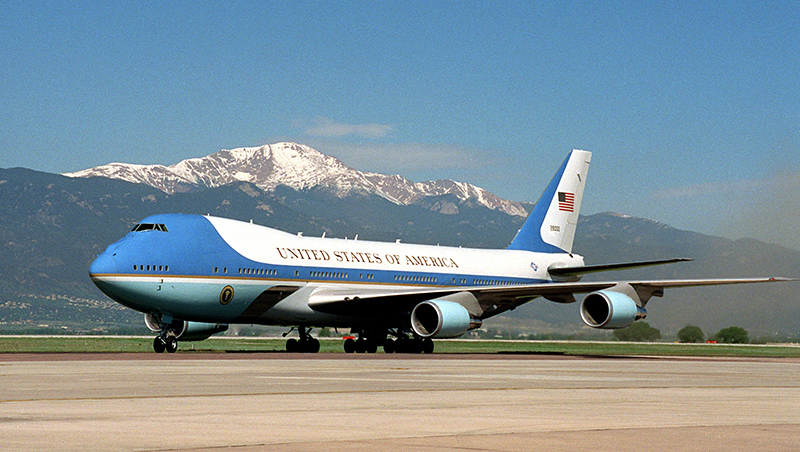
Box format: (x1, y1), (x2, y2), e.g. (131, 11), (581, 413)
(1, 353), (799, 451)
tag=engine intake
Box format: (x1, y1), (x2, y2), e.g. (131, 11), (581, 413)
(145, 313), (228, 341)
(411, 300), (478, 338)
(580, 290), (646, 329)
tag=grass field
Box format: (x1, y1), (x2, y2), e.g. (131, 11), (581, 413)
(1, 336), (800, 357)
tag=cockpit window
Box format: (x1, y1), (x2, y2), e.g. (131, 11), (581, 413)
(131, 223), (169, 232)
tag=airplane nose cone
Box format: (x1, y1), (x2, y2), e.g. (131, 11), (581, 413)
(90, 249), (117, 276)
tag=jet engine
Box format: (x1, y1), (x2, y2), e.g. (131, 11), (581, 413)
(144, 313), (228, 341)
(579, 290), (647, 329)
(411, 300), (479, 338)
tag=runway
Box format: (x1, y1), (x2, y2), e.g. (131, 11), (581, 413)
(2, 353), (799, 451)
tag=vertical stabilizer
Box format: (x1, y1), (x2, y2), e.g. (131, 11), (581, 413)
(507, 150), (591, 253)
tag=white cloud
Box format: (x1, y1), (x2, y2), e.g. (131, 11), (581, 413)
(288, 116), (496, 175)
(304, 117), (393, 139)
(301, 139), (490, 174)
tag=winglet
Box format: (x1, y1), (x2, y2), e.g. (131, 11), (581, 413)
(508, 150), (591, 253)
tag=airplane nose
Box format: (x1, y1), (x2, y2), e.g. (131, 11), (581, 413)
(90, 248), (118, 276)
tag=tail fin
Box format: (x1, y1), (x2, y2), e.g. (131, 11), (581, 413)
(507, 149), (591, 253)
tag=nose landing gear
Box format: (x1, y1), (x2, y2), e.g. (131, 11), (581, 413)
(153, 333), (178, 353)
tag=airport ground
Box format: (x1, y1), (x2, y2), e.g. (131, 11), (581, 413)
(1, 350), (799, 451)
(3, 335), (800, 357)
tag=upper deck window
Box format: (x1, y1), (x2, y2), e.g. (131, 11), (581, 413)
(131, 223), (169, 232)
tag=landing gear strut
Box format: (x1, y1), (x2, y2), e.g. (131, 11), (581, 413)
(285, 326), (320, 353)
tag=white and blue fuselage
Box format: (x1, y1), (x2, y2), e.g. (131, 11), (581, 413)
(90, 213), (583, 328)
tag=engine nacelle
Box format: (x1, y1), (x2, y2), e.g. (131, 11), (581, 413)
(411, 300), (475, 338)
(144, 313), (228, 341)
(579, 290), (647, 329)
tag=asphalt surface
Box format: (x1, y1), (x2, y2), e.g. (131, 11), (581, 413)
(2, 353), (799, 451)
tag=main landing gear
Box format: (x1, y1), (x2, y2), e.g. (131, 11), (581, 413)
(343, 329), (434, 354)
(284, 326), (320, 353)
(153, 333), (178, 353)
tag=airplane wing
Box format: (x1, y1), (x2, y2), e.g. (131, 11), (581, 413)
(307, 277), (793, 318)
(547, 258), (693, 277)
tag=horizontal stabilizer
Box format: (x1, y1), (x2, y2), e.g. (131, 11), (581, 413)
(548, 258), (693, 277)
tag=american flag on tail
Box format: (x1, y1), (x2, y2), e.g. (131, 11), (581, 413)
(558, 192), (574, 212)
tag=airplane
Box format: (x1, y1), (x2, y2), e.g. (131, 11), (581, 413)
(88, 150), (793, 353)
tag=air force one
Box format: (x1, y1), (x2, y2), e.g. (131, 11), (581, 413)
(89, 150), (792, 353)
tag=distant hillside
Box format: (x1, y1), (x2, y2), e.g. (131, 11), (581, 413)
(1, 166), (798, 336)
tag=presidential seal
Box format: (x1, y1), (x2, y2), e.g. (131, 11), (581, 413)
(219, 285), (234, 305)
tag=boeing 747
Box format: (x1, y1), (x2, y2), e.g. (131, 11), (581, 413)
(89, 150), (792, 353)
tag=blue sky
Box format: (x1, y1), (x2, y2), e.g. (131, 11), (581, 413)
(1, 2), (798, 249)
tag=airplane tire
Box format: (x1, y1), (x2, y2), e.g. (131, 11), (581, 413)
(421, 338), (434, 354)
(367, 341), (378, 354)
(404, 339), (422, 354)
(165, 336), (178, 353)
(355, 338), (367, 353)
(343, 338), (356, 353)
(286, 338), (299, 353)
(394, 338), (408, 353)
(153, 337), (166, 353)
(383, 339), (395, 354)
(302, 338), (320, 353)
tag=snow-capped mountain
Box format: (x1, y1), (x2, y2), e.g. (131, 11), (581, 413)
(64, 142), (528, 216)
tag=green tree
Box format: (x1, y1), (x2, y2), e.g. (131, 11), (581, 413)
(612, 322), (662, 342)
(317, 328), (332, 337)
(677, 325), (705, 343)
(712, 326), (749, 344)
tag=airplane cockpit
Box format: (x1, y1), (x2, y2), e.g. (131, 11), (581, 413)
(130, 223), (169, 232)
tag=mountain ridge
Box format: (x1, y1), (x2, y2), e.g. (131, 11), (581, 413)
(64, 142), (528, 217)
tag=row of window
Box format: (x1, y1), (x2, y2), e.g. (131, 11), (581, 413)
(239, 268), (278, 276)
(395, 274), (437, 283)
(131, 264), (522, 286)
(473, 279), (525, 286)
(133, 264), (169, 272)
(311, 271), (348, 279)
